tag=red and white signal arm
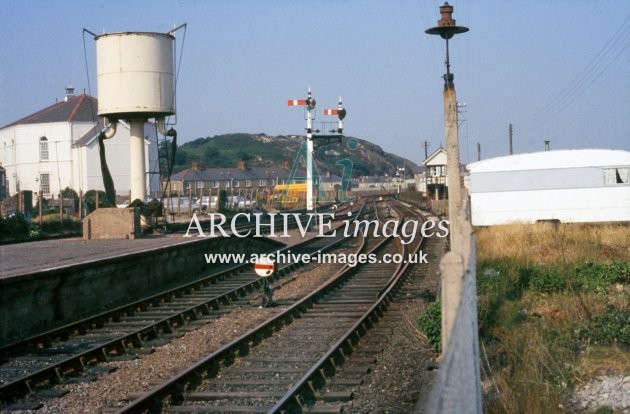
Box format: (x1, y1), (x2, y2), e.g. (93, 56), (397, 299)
(288, 99), (308, 106)
(254, 256), (275, 277)
(324, 109), (339, 116)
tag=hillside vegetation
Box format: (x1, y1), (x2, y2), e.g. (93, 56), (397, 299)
(171, 133), (419, 177)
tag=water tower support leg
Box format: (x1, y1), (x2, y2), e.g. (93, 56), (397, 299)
(129, 120), (147, 203)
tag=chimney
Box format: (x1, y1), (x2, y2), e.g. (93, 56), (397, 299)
(238, 160), (248, 171)
(191, 161), (200, 171)
(64, 84), (75, 102)
(282, 159), (289, 169)
(544, 140), (550, 151)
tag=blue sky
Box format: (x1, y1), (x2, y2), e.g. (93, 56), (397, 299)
(1, 0), (628, 165)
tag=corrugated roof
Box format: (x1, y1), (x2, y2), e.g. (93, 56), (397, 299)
(467, 149), (630, 173)
(1, 93), (98, 129)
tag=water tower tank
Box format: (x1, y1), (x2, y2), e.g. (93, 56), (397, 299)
(95, 31), (175, 119)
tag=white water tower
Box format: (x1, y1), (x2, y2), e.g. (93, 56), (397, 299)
(95, 30), (176, 203)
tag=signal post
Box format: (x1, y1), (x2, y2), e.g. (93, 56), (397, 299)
(288, 90), (346, 217)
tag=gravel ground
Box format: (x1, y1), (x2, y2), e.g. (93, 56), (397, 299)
(8, 242), (356, 413)
(569, 375), (630, 413)
(341, 235), (445, 414)
(8, 226), (445, 414)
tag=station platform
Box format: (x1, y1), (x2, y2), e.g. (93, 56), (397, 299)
(0, 232), (288, 344)
(0, 214), (350, 280)
(0, 234), (209, 279)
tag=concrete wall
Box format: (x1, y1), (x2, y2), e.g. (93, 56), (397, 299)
(0, 236), (283, 346)
(83, 207), (141, 239)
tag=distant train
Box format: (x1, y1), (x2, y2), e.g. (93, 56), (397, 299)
(466, 149), (630, 226)
(273, 183), (307, 209)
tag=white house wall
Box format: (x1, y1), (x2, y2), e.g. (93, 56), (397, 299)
(0, 122), (76, 196)
(0, 120), (158, 198)
(84, 122), (158, 196)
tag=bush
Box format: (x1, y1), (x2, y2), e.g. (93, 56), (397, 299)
(575, 261), (630, 291)
(84, 189), (112, 212)
(526, 265), (567, 293)
(0, 214), (32, 241)
(40, 218), (82, 235)
(417, 301), (441, 351)
(578, 307), (630, 345)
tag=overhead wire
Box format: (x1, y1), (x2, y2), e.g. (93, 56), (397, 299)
(517, 14), (630, 134)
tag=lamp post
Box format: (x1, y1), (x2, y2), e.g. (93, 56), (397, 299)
(36, 175), (42, 225)
(425, 1), (468, 254)
(426, 2), (469, 353)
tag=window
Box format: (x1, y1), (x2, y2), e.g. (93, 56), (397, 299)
(39, 137), (49, 161)
(211, 180), (219, 188)
(245, 180), (252, 187)
(604, 167), (630, 185)
(40, 173), (50, 195)
(259, 179), (267, 186)
(196, 180), (204, 189)
(184, 181), (191, 189)
(225, 180), (231, 188)
(234, 180), (240, 188)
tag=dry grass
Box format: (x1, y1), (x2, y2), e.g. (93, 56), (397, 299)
(485, 324), (572, 414)
(577, 345), (630, 379)
(477, 222), (630, 413)
(476, 222), (630, 264)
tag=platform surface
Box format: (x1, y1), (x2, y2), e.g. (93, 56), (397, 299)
(0, 235), (206, 279)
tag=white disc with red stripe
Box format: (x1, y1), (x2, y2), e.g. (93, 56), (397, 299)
(254, 256), (275, 277)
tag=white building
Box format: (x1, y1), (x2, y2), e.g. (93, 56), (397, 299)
(0, 88), (159, 200)
(466, 149), (630, 226)
(420, 148), (448, 200)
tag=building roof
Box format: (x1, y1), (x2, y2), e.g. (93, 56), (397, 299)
(73, 120), (106, 148)
(467, 149), (630, 173)
(1, 93), (98, 129)
(171, 166), (299, 182)
(423, 147), (447, 166)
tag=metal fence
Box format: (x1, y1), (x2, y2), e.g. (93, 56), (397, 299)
(424, 196), (482, 413)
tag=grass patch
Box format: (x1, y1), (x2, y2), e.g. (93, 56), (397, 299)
(476, 222), (630, 413)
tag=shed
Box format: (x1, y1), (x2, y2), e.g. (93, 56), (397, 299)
(466, 149), (630, 225)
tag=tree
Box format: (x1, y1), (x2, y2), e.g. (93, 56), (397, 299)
(62, 187), (79, 212)
(218, 189), (228, 214)
(84, 190), (110, 213)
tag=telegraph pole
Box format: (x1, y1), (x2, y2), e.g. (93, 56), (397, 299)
(509, 123), (513, 155)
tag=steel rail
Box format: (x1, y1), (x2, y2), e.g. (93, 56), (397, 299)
(269, 202), (427, 412)
(113, 232), (396, 413)
(0, 204), (368, 406)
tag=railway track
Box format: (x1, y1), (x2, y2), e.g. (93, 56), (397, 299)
(0, 204), (368, 410)
(110, 201), (428, 413)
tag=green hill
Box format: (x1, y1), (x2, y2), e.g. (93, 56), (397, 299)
(172, 133), (419, 177)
